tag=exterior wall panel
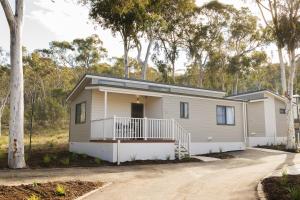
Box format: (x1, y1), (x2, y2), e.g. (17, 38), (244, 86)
(162, 95), (245, 143)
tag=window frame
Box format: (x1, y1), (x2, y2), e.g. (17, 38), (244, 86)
(75, 101), (86, 124)
(279, 108), (286, 114)
(216, 105), (235, 126)
(180, 102), (189, 119)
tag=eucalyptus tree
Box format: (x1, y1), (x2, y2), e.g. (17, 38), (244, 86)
(185, 1), (232, 87)
(226, 7), (264, 94)
(0, 67), (9, 137)
(155, 0), (196, 82)
(83, 0), (148, 78)
(255, 0), (300, 149)
(1, 0), (26, 168)
(73, 34), (107, 69)
(255, 0), (287, 95)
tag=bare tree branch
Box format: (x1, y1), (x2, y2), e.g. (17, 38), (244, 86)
(0, 0), (16, 29)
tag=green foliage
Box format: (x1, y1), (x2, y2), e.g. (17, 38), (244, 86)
(27, 194), (40, 200)
(288, 186), (300, 200)
(55, 184), (66, 196)
(166, 154), (171, 161)
(280, 169), (289, 186)
(94, 158), (102, 164)
(60, 158), (70, 166)
(43, 154), (51, 165)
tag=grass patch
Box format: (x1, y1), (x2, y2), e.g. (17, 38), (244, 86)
(0, 129), (112, 169)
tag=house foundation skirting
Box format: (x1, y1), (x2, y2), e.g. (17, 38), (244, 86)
(190, 142), (246, 155)
(69, 142), (175, 163)
(248, 137), (287, 147)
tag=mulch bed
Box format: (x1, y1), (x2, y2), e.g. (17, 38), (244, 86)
(199, 152), (235, 159)
(262, 175), (300, 200)
(256, 145), (300, 153)
(121, 157), (202, 166)
(0, 181), (103, 200)
(0, 149), (113, 169)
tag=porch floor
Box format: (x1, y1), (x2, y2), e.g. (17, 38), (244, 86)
(90, 139), (175, 143)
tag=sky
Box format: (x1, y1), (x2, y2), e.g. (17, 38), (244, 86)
(0, 0), (278, 72)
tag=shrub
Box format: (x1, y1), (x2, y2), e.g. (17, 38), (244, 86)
(71, 153), (78, 160)
(60, 158), (70, 166)
(32, 181), (38, 187)
(280, 169), (288, 186)
(94, 158), (101, 164)
(55, 184), (66, 196)
(43, 154), (51, 165)
(166, 154), (171, 160)
(81, 154), (88, 159)
(130, 155), (136, 162)
(219, 147), (223, 153)
(27, 194), (40, 200)
(288, 186), (300, 200)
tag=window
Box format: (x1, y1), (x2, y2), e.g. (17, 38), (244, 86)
(180, 102), (189, 119)
(75, 102), (86, 124)
(280, 108), (286, 114)
(216, 106), (235, 125)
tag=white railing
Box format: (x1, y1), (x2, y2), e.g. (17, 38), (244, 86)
(91, 116), (191, 156)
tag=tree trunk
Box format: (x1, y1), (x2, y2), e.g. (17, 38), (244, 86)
(286, 49), (296, 149)
(123, 39), (129, 78)
(233, 73), (239, 95)
(8, 23), (26, 168)
(141, 39), (153, 80)
(171, 61), (175, 83)
(278, 46), (287, 96)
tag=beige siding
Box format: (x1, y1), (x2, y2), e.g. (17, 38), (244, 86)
(162, 95), (244, 142)
(247, 101), (265, 137)
(275, 98), (288, 137)
(91, 90), (162, 119)
(145, 97), (163, 118)
(70, 89), (92, 142)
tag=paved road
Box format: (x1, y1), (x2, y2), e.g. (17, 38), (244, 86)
(84, 149), (299, 200)
(0, 148), (298, 200)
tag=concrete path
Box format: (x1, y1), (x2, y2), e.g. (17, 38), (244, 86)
(0, 148), (299, 200)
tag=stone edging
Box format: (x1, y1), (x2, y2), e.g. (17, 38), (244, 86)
(257, 180), (267, 200)
(256, 170), (279, 200)
(75, 182), (112, 200)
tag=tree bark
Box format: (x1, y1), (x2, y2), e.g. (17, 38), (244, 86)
(1, 0), (26, 168)
(278, 46), (287, 95)
(123, 38), (129, 78)
(141, 39), (153, 80)
(286, 49), (296, 149)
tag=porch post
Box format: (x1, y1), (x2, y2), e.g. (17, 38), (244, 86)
(172, 119), (175, 140)
(104, 90), (108, 118)
(144, 117), (148, 140)
(113, 115), (116, 140)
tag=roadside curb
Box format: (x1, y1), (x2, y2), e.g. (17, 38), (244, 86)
(256, 170), (280, 200)
(75, 182), (112, 200)
(257, 180), (267, 200)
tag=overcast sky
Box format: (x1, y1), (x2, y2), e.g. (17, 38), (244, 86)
(0, 0), (278, 71)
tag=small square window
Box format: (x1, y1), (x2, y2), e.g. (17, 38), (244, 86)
(216, 105), (235, 125)
(180, 102), (189, 119)
(75, 102), (86, 124)
(280, 108), (286, 114)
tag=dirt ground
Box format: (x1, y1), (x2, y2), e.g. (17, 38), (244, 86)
(0, 148), (298, 200)
(0, 181), (103, 200)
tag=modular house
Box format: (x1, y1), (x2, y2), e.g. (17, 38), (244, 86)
(66, 75), (287, 163)
(228, 90), (288, 146)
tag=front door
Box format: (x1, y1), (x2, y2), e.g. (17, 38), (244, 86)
(131, 103), (144, 138)
(131, 103), (144, 118)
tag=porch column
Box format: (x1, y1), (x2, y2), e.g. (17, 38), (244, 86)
(104, 90), (108, 118)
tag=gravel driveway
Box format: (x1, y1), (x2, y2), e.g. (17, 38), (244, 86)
(0, 148), (298, 200)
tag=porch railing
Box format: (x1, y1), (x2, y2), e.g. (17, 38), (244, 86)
(91, 116), (191, 155)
